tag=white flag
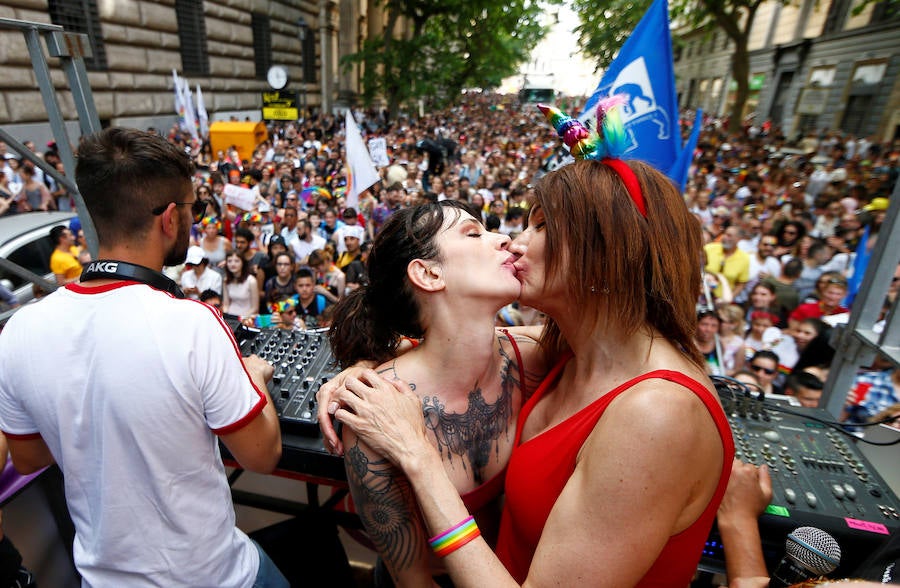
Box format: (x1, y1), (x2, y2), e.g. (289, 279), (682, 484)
(179, 78), (200, 144)
(344, 109), (380, 209)
(172, 70), (185, 129)
(196, 85), (209, 139)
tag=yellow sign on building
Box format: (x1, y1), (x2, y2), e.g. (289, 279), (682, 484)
(262, 91), (299, 120)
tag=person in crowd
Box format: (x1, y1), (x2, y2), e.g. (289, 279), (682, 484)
(270, 296), (306, 331)
(746, 350), (780, 395)
(792, 317), (827, 357)
(696, 309), (724, 376)
(772, 220), (806, 260)
(15, 163), (52, 212)
(718, 304), (747, 376)
(336, 225), (365, 270)
(762, 257), (803, 317)
(843, 352), (900, 426)
(789, 273), (849, 325)
(290, 218), (326, 265)
(199, 288), (223, 316)
(322, 201), (549, 585)
(783, 370), (825, 407)
(49, 225), (82, 285)
(0, 127), (286, 586)
(704, 226), (751, 300)
(793, 240), (835, 300)
(263, 251), (297, 309)
(222, 250), (259, 318)
(179, 245), (222, 299)
(307, 249), (345, 302)
(736, 233), (782, 305)
(232, 226), (267, 275)
(326, 102), (733, 586)
(293, 267), (331, 329)
(197, 215), (231, 271)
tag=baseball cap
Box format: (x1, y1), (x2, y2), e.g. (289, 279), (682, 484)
(863, 197), (889, 212)
(343, 225), (366, 241)
(184, 246), (206, 266)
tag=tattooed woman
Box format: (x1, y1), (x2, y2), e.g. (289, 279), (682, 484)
(326, 200), (550, 586)
(330, 103), (733, 586)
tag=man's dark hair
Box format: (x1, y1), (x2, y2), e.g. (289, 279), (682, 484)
(751, 349), (780, 365)
(75, 128), (194, 245)
(485, 214), (501, 232)
(50, 225), (69, 246)
(296, 267), (315, 281)
(199, 289), (221, 303)
(234, 227), (254, 242)
(787, 370), (824, 392)
(782, 258), (804, 279)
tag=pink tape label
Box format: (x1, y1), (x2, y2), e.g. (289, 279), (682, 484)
(844, 518), (890, 534)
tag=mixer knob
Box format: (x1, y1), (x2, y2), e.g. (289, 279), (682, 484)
(844, 484), (857, 500)
(280, 387), (291, 399)
(784, 488), (797, 504)
(762, 430), (781, 442)
(301, 410), (312, 419)
(273, 373), (284, 384)
(804, 492), (818, 508)
(831, 484), (845, 500)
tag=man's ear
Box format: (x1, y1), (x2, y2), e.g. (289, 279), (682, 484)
(407, 259), (444, 292)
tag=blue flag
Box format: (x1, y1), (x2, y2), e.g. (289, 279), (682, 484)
(580, 0), (680, 175)
(844, 224), (870, 308)
(669, 109), (703, 192)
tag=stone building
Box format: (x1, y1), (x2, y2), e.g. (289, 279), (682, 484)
(673, 0), (900, 141)
(0, 0), (386, 144)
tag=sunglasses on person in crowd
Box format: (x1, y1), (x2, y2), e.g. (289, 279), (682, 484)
(750, 364), (776, 375)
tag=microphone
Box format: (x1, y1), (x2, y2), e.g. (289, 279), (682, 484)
(769, 526), (841, 588)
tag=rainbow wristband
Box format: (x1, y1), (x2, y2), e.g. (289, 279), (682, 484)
(428, 516), (481, 558)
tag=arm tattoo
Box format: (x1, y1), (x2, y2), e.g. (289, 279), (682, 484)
(421, 338), (517, 483)
(345, 442), (424, 573)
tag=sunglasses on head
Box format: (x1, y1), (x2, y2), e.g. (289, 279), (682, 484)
(750, 364), (776, 375)
(152, 199), (207, 223)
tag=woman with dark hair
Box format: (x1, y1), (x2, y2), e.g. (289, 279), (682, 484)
(327, 200), (549, 586)
(773, 220), (806, 260)
(222, 251), (259, 317)
(329, 103), (733, 586)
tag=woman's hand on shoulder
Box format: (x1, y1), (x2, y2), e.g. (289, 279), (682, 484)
(316, 361), (378, 455)
(335, 369), (430, 472)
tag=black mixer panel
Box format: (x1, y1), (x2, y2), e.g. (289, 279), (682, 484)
(701, 379), (900, 576)
(236, 327), (339, 436)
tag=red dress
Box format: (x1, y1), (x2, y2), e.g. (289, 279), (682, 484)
(495, 355), (734, 585)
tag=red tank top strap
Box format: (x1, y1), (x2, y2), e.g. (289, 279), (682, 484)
(499, 328), (525, 390)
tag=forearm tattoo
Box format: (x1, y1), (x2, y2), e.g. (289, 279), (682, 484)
(421, 339), (518, 483)
(345, 442), (424, 572)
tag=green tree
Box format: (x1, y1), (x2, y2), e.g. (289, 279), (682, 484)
(573, 0), (767, 134)
(345, 0), (552, 118)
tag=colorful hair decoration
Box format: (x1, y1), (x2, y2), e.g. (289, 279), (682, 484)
(538, 99), (647, 218)
(200, 216), (222, 231)
(269, 295), (299, 314)
(242, 212), (263, 224)
(300, 186), (332, 205)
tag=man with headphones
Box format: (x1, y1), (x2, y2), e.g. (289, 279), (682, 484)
(0, 128), (288, 587)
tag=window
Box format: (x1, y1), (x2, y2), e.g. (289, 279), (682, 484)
(840, 61), (886, 135)
(175, 0), (209, 76)
(252, 13), (273, 80)
(47, 0), (107, 70)
(301, 26), (316, 84)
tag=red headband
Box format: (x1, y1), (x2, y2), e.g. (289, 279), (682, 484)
(601, 158), (647, 217)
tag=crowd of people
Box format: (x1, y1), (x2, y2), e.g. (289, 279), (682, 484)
(0, 91), (898, 586)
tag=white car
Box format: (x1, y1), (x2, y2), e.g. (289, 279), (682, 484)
(0, 211), (77, 316)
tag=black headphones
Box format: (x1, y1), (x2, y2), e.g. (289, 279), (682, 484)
(80, 260), (185, 299)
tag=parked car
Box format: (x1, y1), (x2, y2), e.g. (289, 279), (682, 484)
(0, 211), (77, 313)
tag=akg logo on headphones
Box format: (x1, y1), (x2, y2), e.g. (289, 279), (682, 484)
(86, 261), (118, 273)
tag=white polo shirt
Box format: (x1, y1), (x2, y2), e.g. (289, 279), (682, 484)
(0, 282), (266, 587)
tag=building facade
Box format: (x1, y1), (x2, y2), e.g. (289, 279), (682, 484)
(674, 0), (900, 141)
(0, 0), (386, 145)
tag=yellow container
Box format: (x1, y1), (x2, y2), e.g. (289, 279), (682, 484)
(208, 121), (268, 162)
